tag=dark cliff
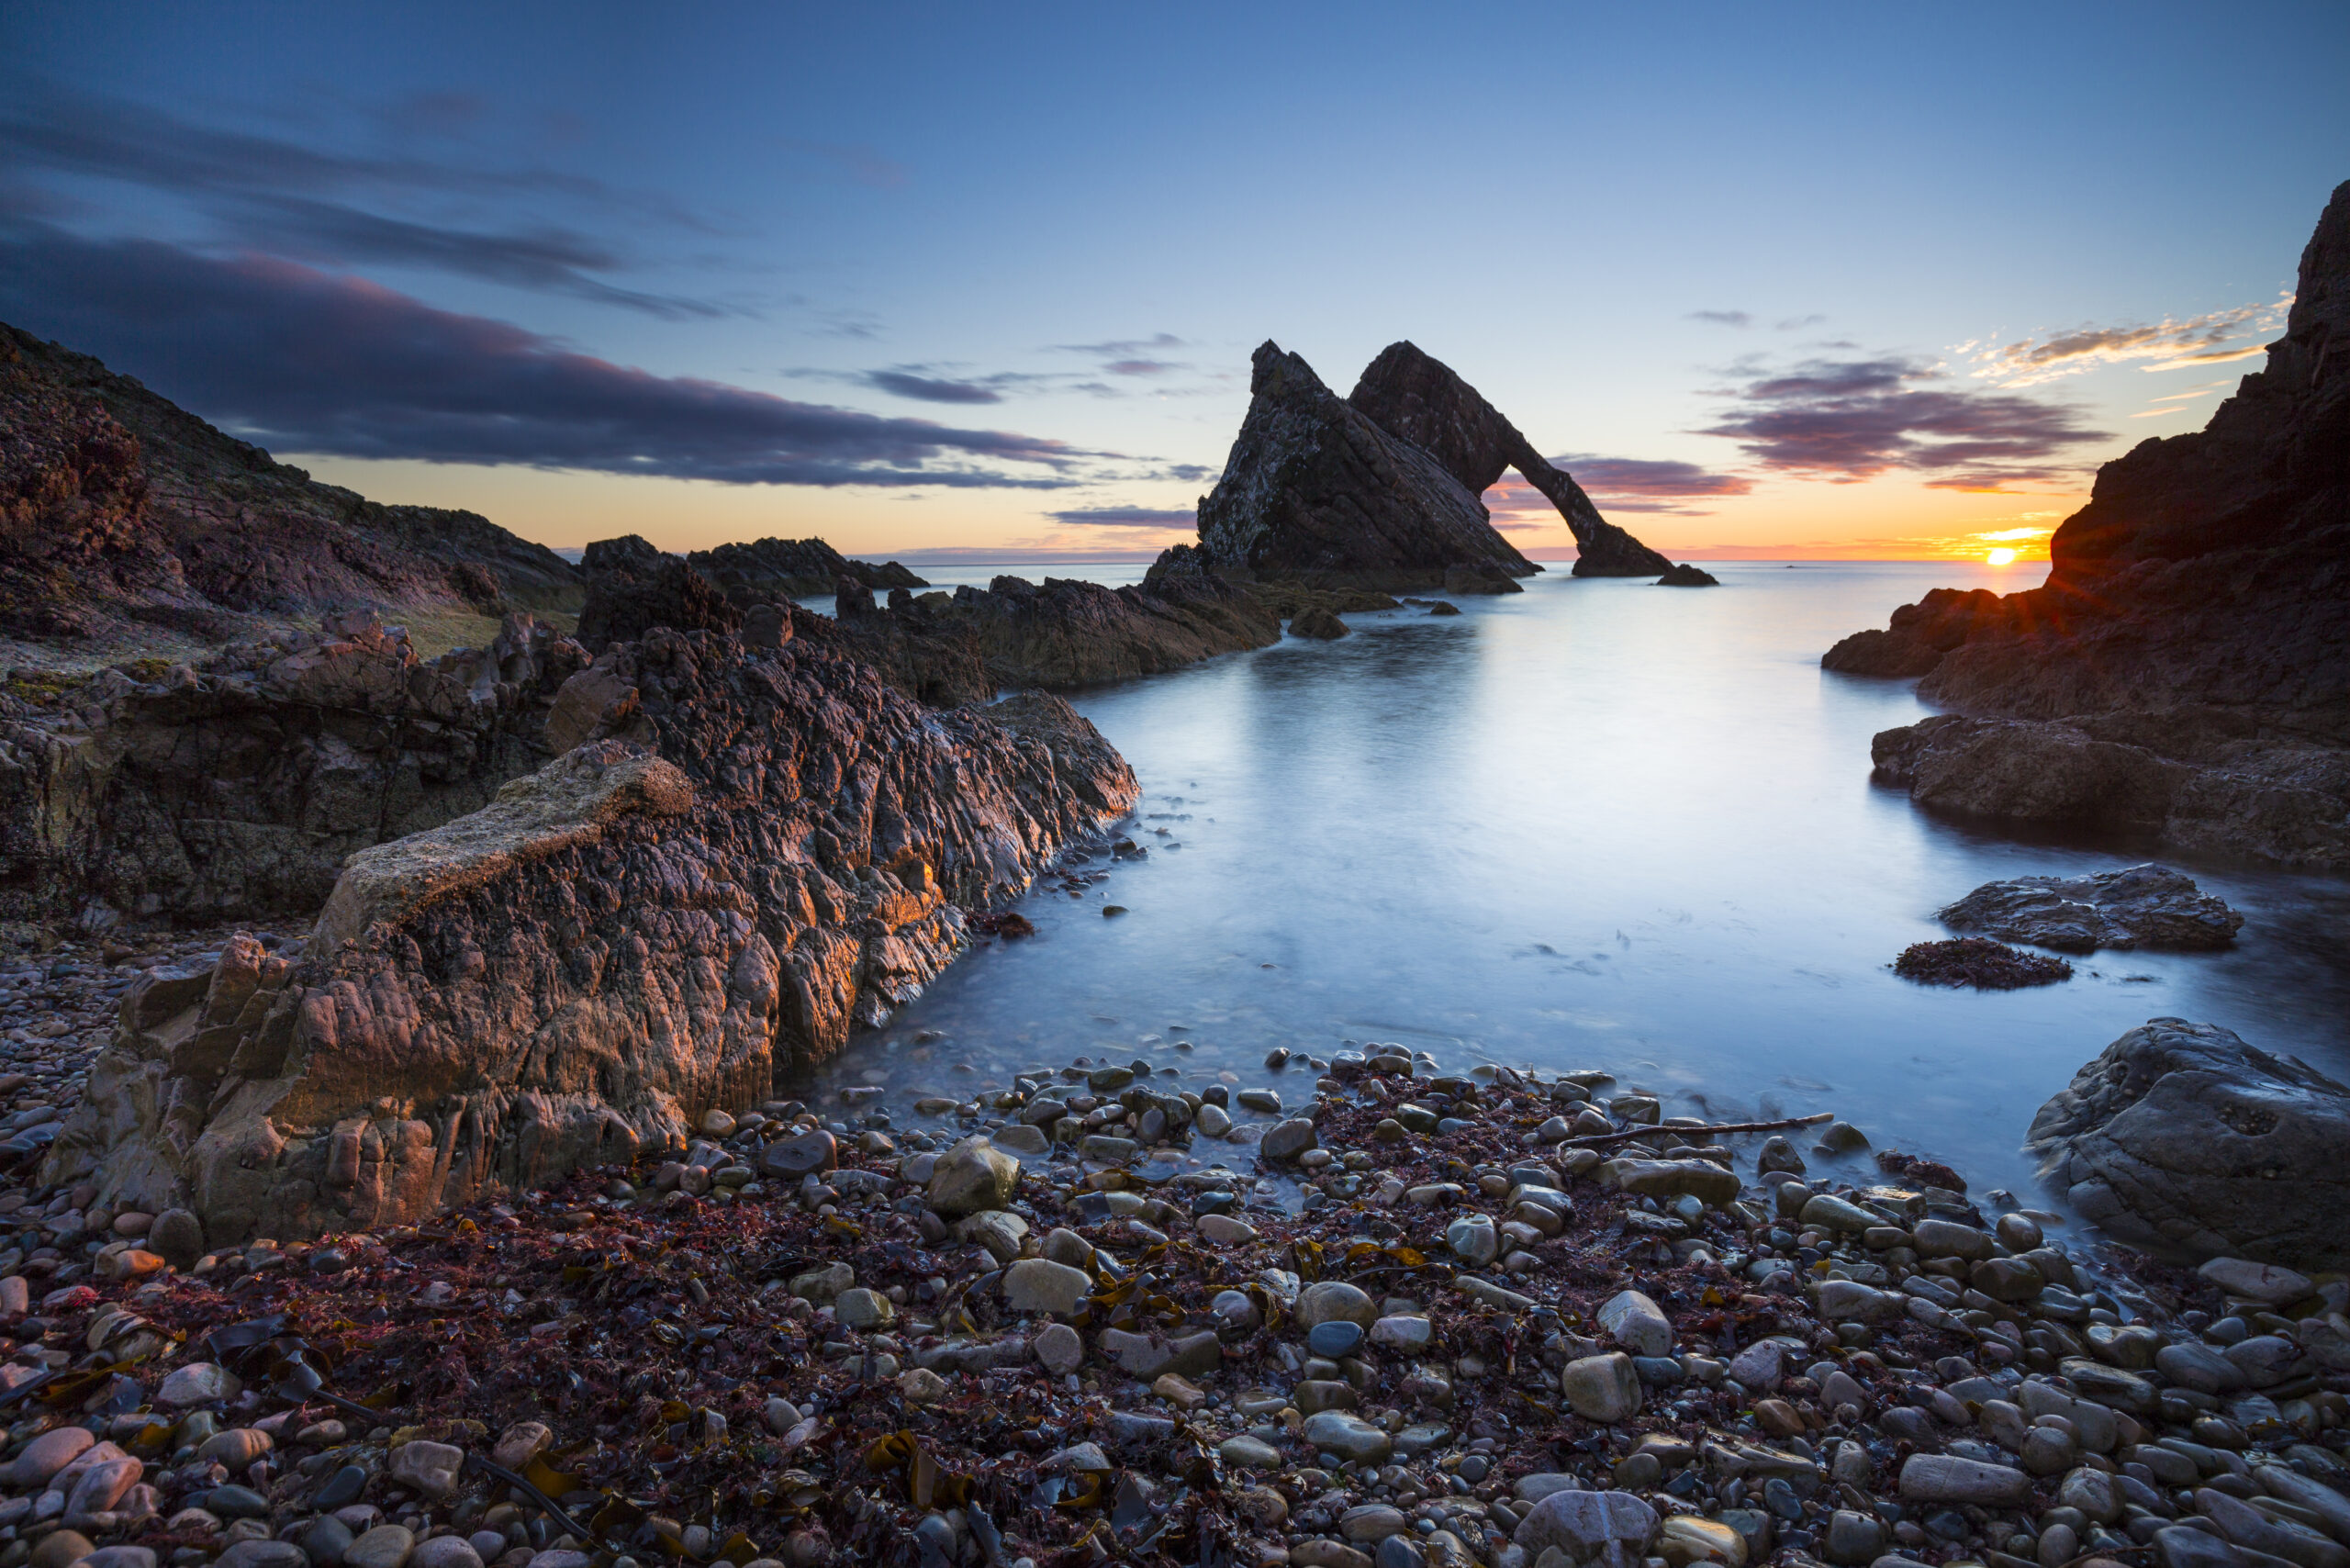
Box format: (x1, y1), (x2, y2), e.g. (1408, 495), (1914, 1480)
(1822, 182), (2350, 868)
(0, 323), (584, 646)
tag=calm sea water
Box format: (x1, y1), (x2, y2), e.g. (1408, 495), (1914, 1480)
(809, 562), (2350, 1211)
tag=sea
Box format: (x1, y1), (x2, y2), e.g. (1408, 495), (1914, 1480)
(797, 561), (2350, 1215)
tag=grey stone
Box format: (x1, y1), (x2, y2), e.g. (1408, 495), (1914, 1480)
(1003, 1259), (1092, 1317)
(2158, 1342), (2247, 1394)
(928, 1137), (1019, 1216)
(992, 1124), (1048, 1155)
(1447, 1214), (1500, 1267)
(955, 1208), (1033, 1263)
(1897, 1454), (2032, 1507)
(3, 1426), (93, 1487)
(760, 1129), (838, 1179)
(1727, 1341), (1784, 1392)
(218, 1545), (311, 1568)
(147, 1208), (205, 1269)
(301, 1517), (355, 1567)
(342, 1527), (415, 1568)
(157, 1361), (239, 1407)
(1826, 1510), (1886, 1565)
(1298, 1281), (1378, 1328)
(790, 1260), (855, 1302)
(1371, 1315), (1433, 1352)
(1514, 1475), (1583, 1504)
(1341, 1506), (1410, 1542)
(1261, 1117), (1318, 1161)
(1195, 1103), (1233, 1137)
(1303, 1411), (1393, 1463)
(1561, 1353), (1642, 1423)
(1106, 1411), (1176, 1448)
(206, 1484), (271, 1518)
(1597, 1291), (1673, 1357)
(1800, 1194), (1878, 1233)
(2154, 1526), (2247, 1568)
(1911, 1219), (1995, 1260)
(834, 1287), (895, 1328)
(386, 1439), (463, 1500)
(2199, 1258), (2313, 1303)
(408, 1539), (482, 1568)
(1219, 1436), (1281, 1470)
(2026, 1019), (2350, 1269)
(1097, 1327), (1220, 1379)
(1511, 1490), (1659, 1562)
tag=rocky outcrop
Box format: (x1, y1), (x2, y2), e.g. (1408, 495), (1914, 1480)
(575, 535), (744, 652)
(1654, 564), (1718, 587)
(0, 322), (583, 647)
(1825, 185), (2350, 868)
(1194, 342), (1537, 591)
(2027, 1018), (2350, 1268)
(687, 536), (924, 602)
(1939, 865), (2244, 952)
(819, 543), (1282, 700)
(1348, 342), (1673, 578)
(0, 610), (586, 924)
(1286, 607), (1348, 640)
(1871, 712), (2350, 869)
(40, 628), (1140, 1239)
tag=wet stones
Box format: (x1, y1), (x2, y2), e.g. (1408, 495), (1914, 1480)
(386, 1439), (464, 1498)
(1297, 1282), (1377, 1328)
(1261, 1117), (1319, 1162)
(926, 1137), (1018, 1217)
(1302, 1411), (1392, 1464)
(1940, 865), (2244, 952)
(1002, 1259), (1091, 1317)
(1511, 1489), (1659, 1565)
(1897, 1453), (2033, 1507)
(1601, 1159), (1742, 1208)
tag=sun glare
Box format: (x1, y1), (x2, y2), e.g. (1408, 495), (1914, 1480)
(1986, 547), (2018, 566)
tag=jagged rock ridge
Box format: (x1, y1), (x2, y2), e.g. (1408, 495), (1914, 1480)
(42, 626), (1139, 1239)
(1823, 183), (2350, 868)
(0, 322), (584, 648)
(1347, 342), (1674, 578)
(688, 535), (925, 602)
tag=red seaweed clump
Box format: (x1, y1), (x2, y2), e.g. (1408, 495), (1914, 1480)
(1893, 935), (2072, 989)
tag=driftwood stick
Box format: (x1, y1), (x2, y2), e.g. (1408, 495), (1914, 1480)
(1561, 1110), (1834, 1150)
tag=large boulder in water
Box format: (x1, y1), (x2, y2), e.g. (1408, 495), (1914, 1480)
(1940, 864), (2244, 952)
(40, 626), (1138, 1240)
(2026, 1019), (2350, 1268)
(1194, 342), (1535, 592)
(1348, 341), (1673, 579)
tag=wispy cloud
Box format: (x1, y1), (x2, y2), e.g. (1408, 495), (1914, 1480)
(0, 228), (1092, 487)
(1697, 353), (2109, 491)
(0, 79), (734, 318)
(863, 370), (1008, 404)
(1052, 333), (1187, 356)
(1687, 310), (1751, 328)
(1046, 506), (1196, 530)
(1958, 297), (2288, 386)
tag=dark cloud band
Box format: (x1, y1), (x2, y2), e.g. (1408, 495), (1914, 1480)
(0, 228), (1086, 488)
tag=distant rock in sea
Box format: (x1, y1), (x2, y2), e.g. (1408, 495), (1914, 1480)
(1655, 564), (1718, 587)
(1823, 182), (2350, 870)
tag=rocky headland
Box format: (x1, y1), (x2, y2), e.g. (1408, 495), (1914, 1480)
(1822, 185), (2349, 870)
(0, 325), (583, 661)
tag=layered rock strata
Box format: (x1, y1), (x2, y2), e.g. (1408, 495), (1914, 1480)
(2028, 1018), (2350, 1268)
(1194, 342), (1540, 591)
(1825, 185), (2350, 868)
(40, 627), (1138, 1238)
(0, 323), (583, 648)
(0, 610), (585, 924)
(1348, 341), (1674, 578)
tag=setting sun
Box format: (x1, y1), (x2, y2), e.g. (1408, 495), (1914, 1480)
(1986, 547), (2019, 565)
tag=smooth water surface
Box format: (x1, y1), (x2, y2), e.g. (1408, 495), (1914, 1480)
(814, 562), (2349, 1207)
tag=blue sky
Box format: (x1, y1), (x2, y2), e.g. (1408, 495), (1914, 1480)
(3, 1), (2344, 561)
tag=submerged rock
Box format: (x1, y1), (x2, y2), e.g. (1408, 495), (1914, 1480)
(1940, 864), (2244, 952)
(2027, 1017), (2350, 1266)
(41, 629), (1138, 1239)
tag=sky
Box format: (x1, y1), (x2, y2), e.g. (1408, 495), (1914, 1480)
(2, 3), (2344, 566)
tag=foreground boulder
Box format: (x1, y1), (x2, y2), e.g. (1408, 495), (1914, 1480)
(1940, 864), (2244, 951)
(2027, 1018), (2350, 1267)
(1823, 183), (2350, 868)
(41, 626), (1138, 1238)
(0, 610), (585, 924)
(1348, 340), (1674, 578)
(1194, 342), (1539, 591)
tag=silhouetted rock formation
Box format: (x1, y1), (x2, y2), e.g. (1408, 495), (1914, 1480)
(1194, 342), (1537, 591)
(1825, 183), (2350, 868)
(2029, 1018), (2350, 1267)
(0, 610), (587, 924)
(0, 323), (582, 647)
(688, 535), (925, 602)
(1940, 865), (2243, 953)
(41, 628), (1139, 1238)
(1655, 564), (1719, 587)
(576, 534), (743, 651)
(1348, 342), (1674, 578)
